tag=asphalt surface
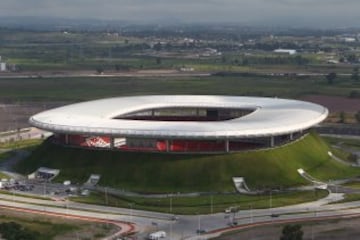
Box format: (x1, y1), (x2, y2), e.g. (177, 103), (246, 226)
(1, 191), (360, 240)
(1, 129), (360, 239)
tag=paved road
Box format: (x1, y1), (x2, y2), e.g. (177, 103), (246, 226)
(0, 70), (354, 80)
(1, 130), (360, 239)
(0, 127), (51, 143)
(0, 70), (211, 79)
(2, 191), (360, 240)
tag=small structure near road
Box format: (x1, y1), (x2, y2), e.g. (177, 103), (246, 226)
(148, 231), (166, 240)
(84, 174), (101, 186)
(28, 167), (60, 182)
(274, 49), (297, 55)
(232, 177), (262, 194)
(297, 168), (328, 189)
(232, 177), (251, 193)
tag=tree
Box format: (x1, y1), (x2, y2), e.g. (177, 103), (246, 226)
(242, 58), (249, 66)
(339, 111), (346, 123)
(153, 42), (162, 51)
(348, 153), (358, 163)
(156, 57), (162, 65)
(326, 72), (337, 84)
(347, 54), (358, 64)
(280, 224), (303, 240)
(0, 222), (39, 240)
(349, 90), (360, 98)
(351, 66), (359, 81)
(96, 66), (104, 74)
(355, 111), (360, 123)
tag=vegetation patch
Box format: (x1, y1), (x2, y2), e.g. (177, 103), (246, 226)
(71, 189), (328, 215)
(0, 209), (118, 240)
(0, 139), (43, 150)
(0, 214), (77, 240)
(332, 193), (360, 203)
(14, 133), (360, 193)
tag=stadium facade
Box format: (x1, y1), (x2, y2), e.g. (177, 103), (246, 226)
(29, 95), (328, 153)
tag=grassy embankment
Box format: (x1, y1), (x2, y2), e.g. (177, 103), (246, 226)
(71, 189), (328, 215)
(14, 132), (360, 193)
(0, 139), (43, 178)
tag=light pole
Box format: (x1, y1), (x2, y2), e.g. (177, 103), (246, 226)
(170, 195), (172, 213)
(128, 203), (134, 222)
(65, 199), (69, 218)
(198, 213), (201, 235)
(43, 181), (46, 197)
(210, 195), (213, 214)
(105, 187), (108, 205)
(170, 218), (173, 240)
(269, 189), (272, 213)
(249, 204), (253, 224)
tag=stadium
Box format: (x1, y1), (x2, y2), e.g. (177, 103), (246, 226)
(29, 95), (328, 153)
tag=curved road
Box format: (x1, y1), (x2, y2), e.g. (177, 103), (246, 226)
(1, 192), (360, 240)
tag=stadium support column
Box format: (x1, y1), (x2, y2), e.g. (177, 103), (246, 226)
(166, 140), (170, 152)
(270, 136), (275, 147)
(65, 134), (69, 145)
(289, 133), (294, 141)
(225, 140), (229, 153)
(110, 136), (114, 149)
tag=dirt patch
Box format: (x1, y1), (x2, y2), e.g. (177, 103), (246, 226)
(0, 101), (70, 132)
(300, 95), (360, 113)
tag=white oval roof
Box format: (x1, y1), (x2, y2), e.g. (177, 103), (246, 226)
(29, 95), (328, 139)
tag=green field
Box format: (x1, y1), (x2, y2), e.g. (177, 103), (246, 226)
(14, 133), (360, 193)
(0, 209), (116, 240)
(323, 136), (360, 150)
(71, 189), (328, 215)
(0, 139), (43, 150)
(0, 74), (359, 102)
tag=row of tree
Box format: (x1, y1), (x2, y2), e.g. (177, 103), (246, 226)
(326, 67), (359, 84)
(0, 222), (39, 240)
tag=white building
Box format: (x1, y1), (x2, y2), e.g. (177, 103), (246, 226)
(342, 37), (356, 43)
(0, 62), (6, 72)
(274, 49), (297, 55)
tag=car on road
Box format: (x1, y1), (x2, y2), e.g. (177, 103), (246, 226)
(196, 229), (207, 234)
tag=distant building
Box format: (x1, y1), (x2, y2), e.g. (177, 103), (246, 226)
(327, 59), (339, 64)
(274, 49), (297, 55)
(0, 62), (6, 72)
(342, 37), (356, 43)
(179, 67), (194, 72)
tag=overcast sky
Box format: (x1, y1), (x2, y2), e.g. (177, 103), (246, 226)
(1, 0), (360, 27)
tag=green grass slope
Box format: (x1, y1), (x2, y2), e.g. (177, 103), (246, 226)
(14, 133), (360, 193)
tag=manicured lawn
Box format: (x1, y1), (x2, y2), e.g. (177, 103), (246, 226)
(14, 133), (360, 193)
(71, 189), (328, 215)
(333, 193), (360, 203)
(0, 139), (43, 149)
